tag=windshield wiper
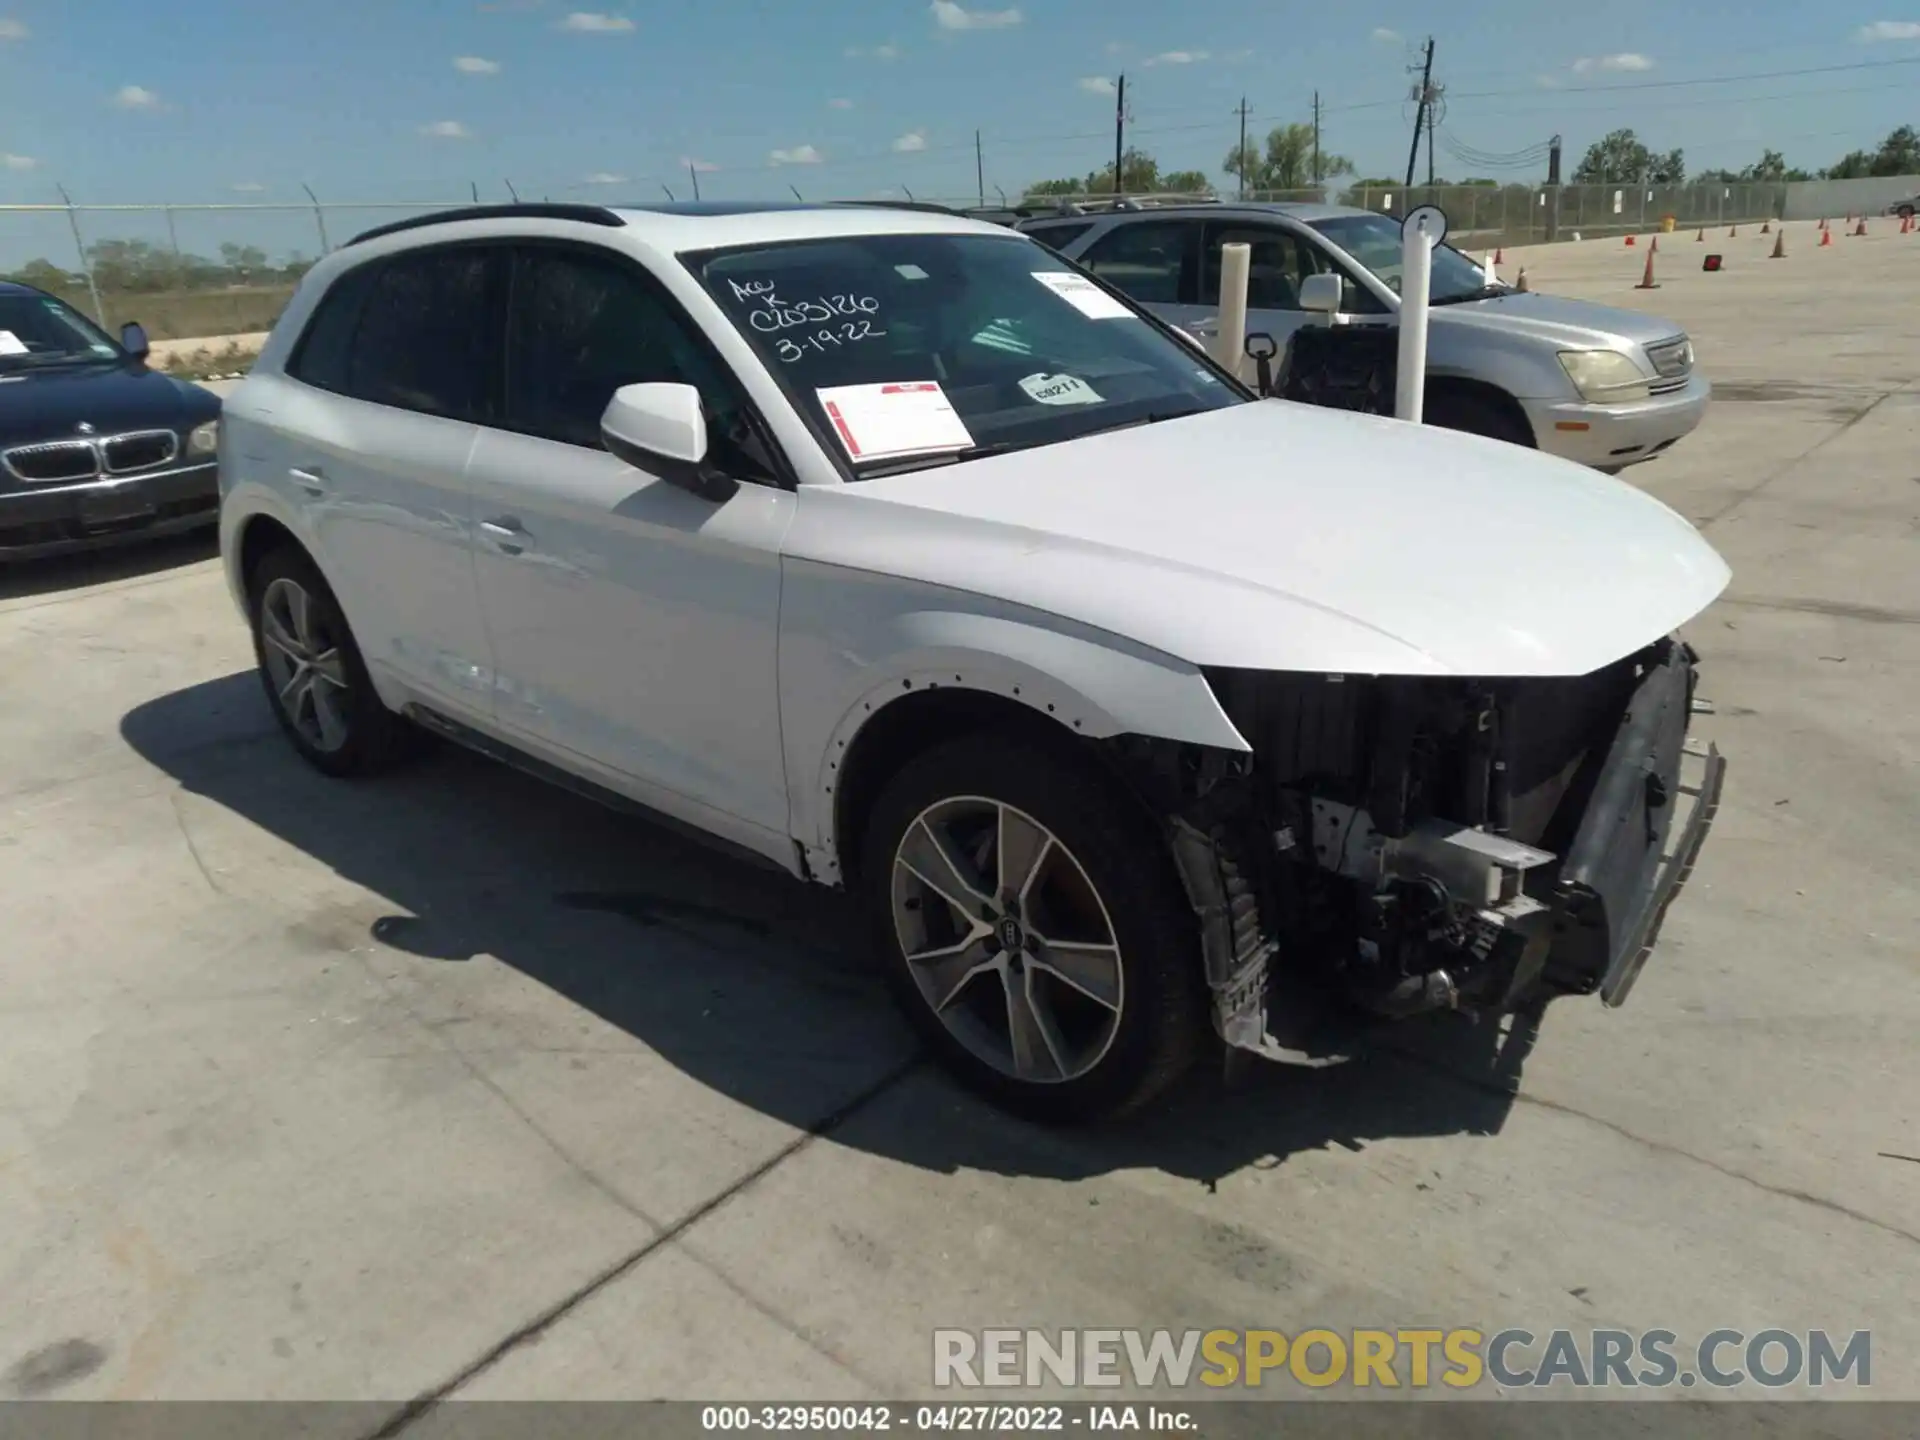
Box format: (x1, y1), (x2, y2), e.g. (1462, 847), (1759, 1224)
(1431, 283), (1512, 306)
(856, 439), (1042, 478)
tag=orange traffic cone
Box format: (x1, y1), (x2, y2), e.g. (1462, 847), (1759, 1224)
(1770, 228), (1786, 259)
(1728, 224), (1737, 237)
(1493, 245), (1504, 264)
(1820, 228), (1833, 247)
(1635, 247), (1659, 289)
(1516, 268), (1530, 291)
(1761, 219), (1772, 233)
(1853, 217), (1868, 237)
(1650, 235), (1660, 254)
(1696, 226), (1705, 241)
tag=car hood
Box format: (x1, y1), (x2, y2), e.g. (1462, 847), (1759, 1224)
(0, 363), (220, 448)
(790, 399), (1730, 678)
(1431, 290), (1685, 351)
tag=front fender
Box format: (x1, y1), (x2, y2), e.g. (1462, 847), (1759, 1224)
(778, 558), (1250, 879)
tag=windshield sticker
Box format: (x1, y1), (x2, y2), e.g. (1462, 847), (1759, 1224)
(815, 381), (974, 462)
(1032, 271), (1133, 320)
(1018, 372), (1104, 406)
(0, 331), (27, 356)
(894, 263), (929, 280)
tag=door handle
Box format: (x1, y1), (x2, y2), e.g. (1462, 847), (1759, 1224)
(288, 466), (327, 495)
(479, 517), (527, 554)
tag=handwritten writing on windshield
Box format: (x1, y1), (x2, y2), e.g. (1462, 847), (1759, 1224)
(725, 278), (888, 361)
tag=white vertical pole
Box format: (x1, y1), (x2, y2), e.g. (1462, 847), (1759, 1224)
(1395, 216), (1435, 422)
(1211, 241), (1250, 381)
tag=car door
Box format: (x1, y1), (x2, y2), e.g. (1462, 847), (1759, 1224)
(273, 243), (505, 716)
(465, 240), (795, 842)
(1074, 218), (1203, 327)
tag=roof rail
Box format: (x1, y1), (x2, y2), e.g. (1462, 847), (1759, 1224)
(824, 199), (961, 215)
(344, 203), (626, 247)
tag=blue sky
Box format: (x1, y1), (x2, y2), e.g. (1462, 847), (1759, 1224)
(1, 0), (1916, 264)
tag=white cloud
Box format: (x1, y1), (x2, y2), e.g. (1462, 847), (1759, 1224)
(828, 96), (855, 109)
(769, 144), (823, 165)
(1077, 75), (1116, 94)
(559, 11), (634, 31)
(930, 1), (1022, 31)
(1857, 19), (1920, 38)
(230, 181), (266, 192)
(4, 153), (37, 170)
(682, 156), (719, 172)
(892, 130), (927, 152)
(1535, 73), (1564, 89)
(1572, 52), (1654, 72)
(1146, 49), (1209, 65)
(1371, 27), (1401, 42)
(454, 55), (501, 73)
(112, 84), (162, 110)
(421, 119), (473, 139)
(582, 172), (626, 185)
(845, 41), (901, 59)
(0, 17), (27, 40)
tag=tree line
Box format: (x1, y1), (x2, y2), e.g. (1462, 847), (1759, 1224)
(1, 240), (315, 295)
(1019, 121), (1920, 201)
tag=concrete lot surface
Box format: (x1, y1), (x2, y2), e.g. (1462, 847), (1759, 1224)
(1, 226), (1915, 1427)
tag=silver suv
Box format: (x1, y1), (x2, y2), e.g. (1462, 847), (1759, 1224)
(1020, 203), (1709, 473)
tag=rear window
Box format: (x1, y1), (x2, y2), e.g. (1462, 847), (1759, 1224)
(1022, 222), (1094, 252)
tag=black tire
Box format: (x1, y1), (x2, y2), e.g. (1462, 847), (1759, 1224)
(247, 544), (421, 778)
(1896, 203), (1915, 220)
(858, 732), (1207, 1123)
(1425, 387), (1536, 449)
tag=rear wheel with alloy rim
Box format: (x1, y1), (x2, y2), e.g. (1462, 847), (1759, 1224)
(860, 733), (1206, 1122)
(248, 545), (421, 777)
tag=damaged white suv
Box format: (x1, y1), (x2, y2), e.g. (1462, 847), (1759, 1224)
(219, 201), (1729, 1121)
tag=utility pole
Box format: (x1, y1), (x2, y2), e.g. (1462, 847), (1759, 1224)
(687, 161), (702, 202)
(1113, 74), (1127, 195)
(1404, 36), (1434, 190)
(1426, 102), (1437, 188)
(1312, 91), (1322, 188)
(1236, 97), (1250, 199)
(1546, 133), (1563, 242)
(976, 129), (985, 208)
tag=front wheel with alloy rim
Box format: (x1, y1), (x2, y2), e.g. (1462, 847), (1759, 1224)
(248, 545), (420, 777)
(859, 734), (1207, 1122)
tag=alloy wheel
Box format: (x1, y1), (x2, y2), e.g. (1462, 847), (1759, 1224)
(258, 576), (352, 753)
(890, 796), (1125, 1084)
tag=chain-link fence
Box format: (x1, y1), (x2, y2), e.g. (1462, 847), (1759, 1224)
(0, 200), (471, 342)
(990, 181), (1792, 249)
(2, 183), (1797, 345)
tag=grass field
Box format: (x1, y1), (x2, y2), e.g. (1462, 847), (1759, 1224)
(44, 282), (294, 342)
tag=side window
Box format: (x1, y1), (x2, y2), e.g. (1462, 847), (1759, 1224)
(344, 247), (504, 422)
(285, 263), (376, 393)
(1077, 220), (1196, 305)
(504, 247), (772, 476)
(1022, 222), (1094, 253)
(1199, 225), (1322, 311)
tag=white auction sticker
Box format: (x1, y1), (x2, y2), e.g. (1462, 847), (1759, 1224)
(815, 380), (974, 462)
(1019, 372), (1103, 406)
(0, 331), (27, 356)
(1032, 271), (1134, 320)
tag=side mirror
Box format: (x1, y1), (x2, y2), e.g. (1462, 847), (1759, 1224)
(1299, 273), (1343, 318)
(600, 382), (735, 502)
(120, 321), (150, 361)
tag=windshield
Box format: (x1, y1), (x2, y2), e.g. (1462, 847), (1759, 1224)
(0, 291), (123, 370)
(1306, 214), (1501, 305)
(684, 232), (1242, 474)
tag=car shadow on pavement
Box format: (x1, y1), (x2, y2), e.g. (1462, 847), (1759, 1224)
(121, 671), (1530, 1191)
(0, 528), (218, 602)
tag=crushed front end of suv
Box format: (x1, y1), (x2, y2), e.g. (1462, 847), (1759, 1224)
(217, 200), (1729, 1122)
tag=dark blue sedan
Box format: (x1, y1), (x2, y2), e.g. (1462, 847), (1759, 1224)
(0, 281), (221, 561)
